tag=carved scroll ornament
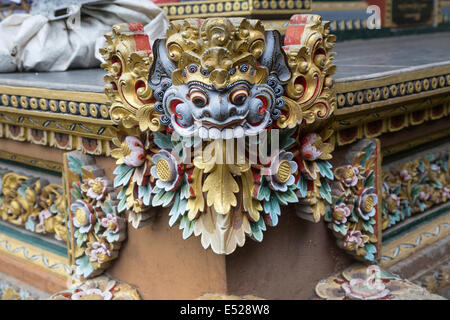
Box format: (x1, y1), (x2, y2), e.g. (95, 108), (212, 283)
(101, 15), (337, 254)
(0, 168), (67, 242)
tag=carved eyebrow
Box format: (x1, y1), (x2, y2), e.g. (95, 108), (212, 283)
(227, 80), (251, 90)
(187, 81), (214, 91)
(187, 80), (252, 92)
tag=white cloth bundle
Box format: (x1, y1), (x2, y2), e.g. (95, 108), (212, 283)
(0, 0), (169, 72)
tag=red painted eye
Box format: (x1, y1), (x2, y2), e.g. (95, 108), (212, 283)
(230, 87), (249, 106)
(188, 88), (208, 107)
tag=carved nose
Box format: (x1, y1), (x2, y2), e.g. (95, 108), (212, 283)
(203, 94), (230, 122)
(210, 69), (229, 89)
(215, 95), (229, 121)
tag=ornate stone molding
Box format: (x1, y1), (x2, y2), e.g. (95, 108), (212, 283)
(101, 15), (337, 255)
(0, 168), (67, 242)
(381, 213), (450, 268)
(0, 232), (70, 278)
(157, 0), (312, 20)
(337, 72), (450, 110)
(382, 147), (450, 230)
(0, 87), (114, 156)
(0, 151), (63, 173)
(64, 151), (126, 279)
(325, 139), (382, 262)
(335, 98), (450, 147)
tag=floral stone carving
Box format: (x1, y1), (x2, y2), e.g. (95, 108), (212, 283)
(101, 15), (337, 254)
(50, 276), (140, 300)
(325, 139), (381, 262)
(64, 151), (126, 279)
(315, 264), (445, 300)
(382, 148), (450, 230)
(0, 168), (67, 242)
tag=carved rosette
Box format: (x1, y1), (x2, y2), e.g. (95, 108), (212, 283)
(64, 151), (126, 279)
(101, 15), (337, 255)
(315, 265), (445, 300)
(325, 139), (382, 262)
(0, 168), (67, 242)
(49, 276), (140, 300)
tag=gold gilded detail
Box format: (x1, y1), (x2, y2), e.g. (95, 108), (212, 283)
(156, 159), (172, 182)
(277, 160), (292, 183)
(0, 170), (67, 242)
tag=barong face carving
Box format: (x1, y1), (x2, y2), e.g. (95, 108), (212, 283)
(102, 15), (337, 255)
(152, 18), (287, 139)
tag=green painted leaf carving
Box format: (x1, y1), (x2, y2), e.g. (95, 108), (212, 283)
(75, 255), (94, 278)
(138, 184), (152, 206)
(279, 127), (297, 149)
(319, 178), (332, 204)
(152, 189), (175, 207)
(180, 174), (190, 200)
(317, 160), (334, 180)
(117, 188), (128, 213)
(360, 142), (376, 166)
(297, 175), (307, 198)
(113, 164), (135, 188)
(179, 215), (195, 239)
(153, 132), (174, 150)
(168, 193), (187, 227)
(364, 243), (377, 262)
(70, 183), (82, 200)
(250, 217), (266, 242)
(67, 154), (84, 176)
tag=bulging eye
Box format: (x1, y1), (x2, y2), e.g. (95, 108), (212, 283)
(230, 87), (249, 106)
(189, 88), (208, 107)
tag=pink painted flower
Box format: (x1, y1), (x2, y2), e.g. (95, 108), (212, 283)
(441, 187), (450, 199)
(37, 208), (52, 230)
(419, 191), (430, 201)
(340, 165), (359, 187)
(332, 203), (352, 225)
(123, 136), (146, 167)
(101, 214), (119, 233)
(386, 193), (400, 213)
(72, 288), (113, 300)
(87, 242), (111, 264)
(344, 230), (364, 251)
(300, 133), (322, 161)
(342, 279), (390, 300)
(357, 187), (378, 221)
(86, 177), (108, 200)
(399, 170), (411, 182)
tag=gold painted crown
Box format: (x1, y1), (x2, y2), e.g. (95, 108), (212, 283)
(165, 18), (269, 89)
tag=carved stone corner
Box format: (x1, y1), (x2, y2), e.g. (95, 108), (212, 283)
(101, 14), (337, 255)
(63, 151), (127, 279)
(325, 139), (382, 263)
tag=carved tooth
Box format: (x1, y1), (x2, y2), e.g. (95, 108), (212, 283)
(209, 127), (221, 139)
(199, 127), (209, 139)
(233, 126), (244, 139)
(223, 128), (234, 140)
